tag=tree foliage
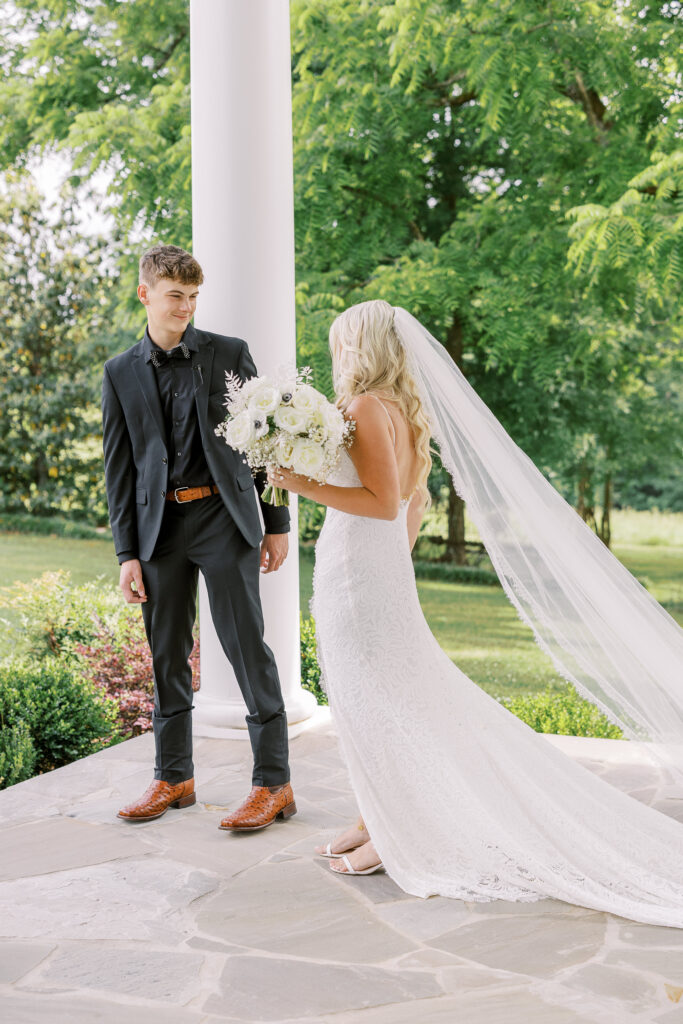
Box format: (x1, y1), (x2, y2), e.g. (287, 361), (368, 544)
(0, 0), (191, 255)
(290, 0), (683, 533)
(567, 148), (683, 303)
(0, 173), (130, 520)
(0, 0), (680, 535)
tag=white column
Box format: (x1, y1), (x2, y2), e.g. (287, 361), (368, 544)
(189, 0), (317, 734)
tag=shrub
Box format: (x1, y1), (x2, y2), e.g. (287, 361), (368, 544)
(498, 684), (624, 739)
(412, 561), (500, 586)
(0, 657), (119, 785)
(1, 570), (122, 659)
(0, 513), (109, 540)
(298, 497), (327, 542)
(76, 618), (200, 738)
(300, 613), (327, 706)
(0, 720), (37, 788)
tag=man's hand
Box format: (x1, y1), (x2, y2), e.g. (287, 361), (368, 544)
(260, 534), (289, 574)
(119, 559), (148, 603)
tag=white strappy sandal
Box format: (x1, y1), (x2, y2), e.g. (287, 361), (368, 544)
(318, 840), (366, 859)
(329, 854), (384, 876)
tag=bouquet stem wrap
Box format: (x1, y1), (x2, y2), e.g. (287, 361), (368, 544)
(261, 484), (289, 507)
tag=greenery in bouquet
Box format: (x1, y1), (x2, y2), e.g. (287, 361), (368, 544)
(214, 366), (354, 506)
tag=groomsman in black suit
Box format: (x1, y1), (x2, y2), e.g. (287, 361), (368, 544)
(102, 245), (297, 830)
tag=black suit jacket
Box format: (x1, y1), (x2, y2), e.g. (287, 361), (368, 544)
(101, 323), (290, 562)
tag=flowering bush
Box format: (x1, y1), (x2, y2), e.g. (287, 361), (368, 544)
(0, 571), (331, 789)
(75, 617), (200, 738)
(1, 570), (200, 742)
(2, 570), (122, 659)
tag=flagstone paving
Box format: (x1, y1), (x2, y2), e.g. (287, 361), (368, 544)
(1, 708), (683, 1023)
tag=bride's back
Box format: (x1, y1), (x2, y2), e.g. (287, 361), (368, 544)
(367, 392), (420, 500)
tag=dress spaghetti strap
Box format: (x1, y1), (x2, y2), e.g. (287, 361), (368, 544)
(367, 393), (396, 448)
(367, 393), (417, 503)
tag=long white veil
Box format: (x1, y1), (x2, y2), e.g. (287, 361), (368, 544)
(393, 307), (683, 791)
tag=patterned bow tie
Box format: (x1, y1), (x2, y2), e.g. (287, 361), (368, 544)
(150, 342), (191, 368)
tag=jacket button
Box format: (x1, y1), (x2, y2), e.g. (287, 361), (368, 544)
(161, 490), (166, 497)
(162, 457), (167, 464)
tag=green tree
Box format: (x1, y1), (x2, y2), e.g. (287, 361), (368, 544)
(0, 0), (190, 228)
(291, 0), (683, 554)
(1, 0), (680, 546)
(0, 173), (129, 521)
(0, 0), (191, 314)
(545, 317), (683, 538)
(567, 147), (683, 306)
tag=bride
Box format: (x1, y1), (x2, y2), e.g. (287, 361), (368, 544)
(268, 299), (683, 928)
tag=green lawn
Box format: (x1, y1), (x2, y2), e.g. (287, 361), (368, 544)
(297, 537), (683, 701)
(0, 532), (119, 590)
(2, 520), (682, 700)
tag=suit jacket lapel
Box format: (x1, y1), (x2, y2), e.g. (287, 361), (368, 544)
(132, 344), (167, 444)
(192, 334), (214, 424)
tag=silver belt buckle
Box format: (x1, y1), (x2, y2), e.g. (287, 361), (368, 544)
(174, 486), (190, 503)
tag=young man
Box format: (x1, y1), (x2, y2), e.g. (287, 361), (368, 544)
(102, 244), (296, 830)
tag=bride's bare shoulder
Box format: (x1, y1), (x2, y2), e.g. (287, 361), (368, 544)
(344, 394), (395, 444)
(345, 393), (387, 419)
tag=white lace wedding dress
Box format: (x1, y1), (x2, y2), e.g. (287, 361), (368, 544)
(311, 448), (683, 928)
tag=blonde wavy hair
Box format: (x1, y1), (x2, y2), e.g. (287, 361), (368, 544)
(329, 299), (433, 508)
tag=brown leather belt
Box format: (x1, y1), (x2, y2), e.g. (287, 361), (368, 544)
(166, 484), (220, 503)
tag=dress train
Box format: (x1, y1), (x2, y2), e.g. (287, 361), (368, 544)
(311, 451), (683, 929)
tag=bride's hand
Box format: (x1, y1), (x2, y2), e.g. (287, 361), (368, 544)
(266, 464), (308, 495)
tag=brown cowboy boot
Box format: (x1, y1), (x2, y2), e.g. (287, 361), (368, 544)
(117, 778), (196, 822)
(218, 783), (297, 831)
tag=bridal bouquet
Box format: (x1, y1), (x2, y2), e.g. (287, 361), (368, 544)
(214, 366), (354, 506)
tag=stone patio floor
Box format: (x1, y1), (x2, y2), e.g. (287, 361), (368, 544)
(1, 708), (683, 1024)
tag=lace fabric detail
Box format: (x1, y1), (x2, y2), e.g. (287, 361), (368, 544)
(311, 450), (683, 926)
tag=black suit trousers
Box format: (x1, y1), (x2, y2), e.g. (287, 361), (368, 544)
(139, 492), (289, 787)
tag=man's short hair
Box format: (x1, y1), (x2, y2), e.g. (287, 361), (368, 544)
(139, 245), (204, 288)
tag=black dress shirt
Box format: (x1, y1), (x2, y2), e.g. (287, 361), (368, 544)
(116, 327), (214, 565)
(143, 326), (213, 491)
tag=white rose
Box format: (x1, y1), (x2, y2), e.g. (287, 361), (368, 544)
(225, 410), (256, 450)
(276, 433), (297, 467)
(292, 383), (325, 414)
(322, 402), (345, 440)
(307, 408), (326, 431)
(240, 378), (261, 399)
(291, 437), (325, 479)
(273, 404), (308, 433)
(248, 385), (281, 417)
(227, 392), (248, 415)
